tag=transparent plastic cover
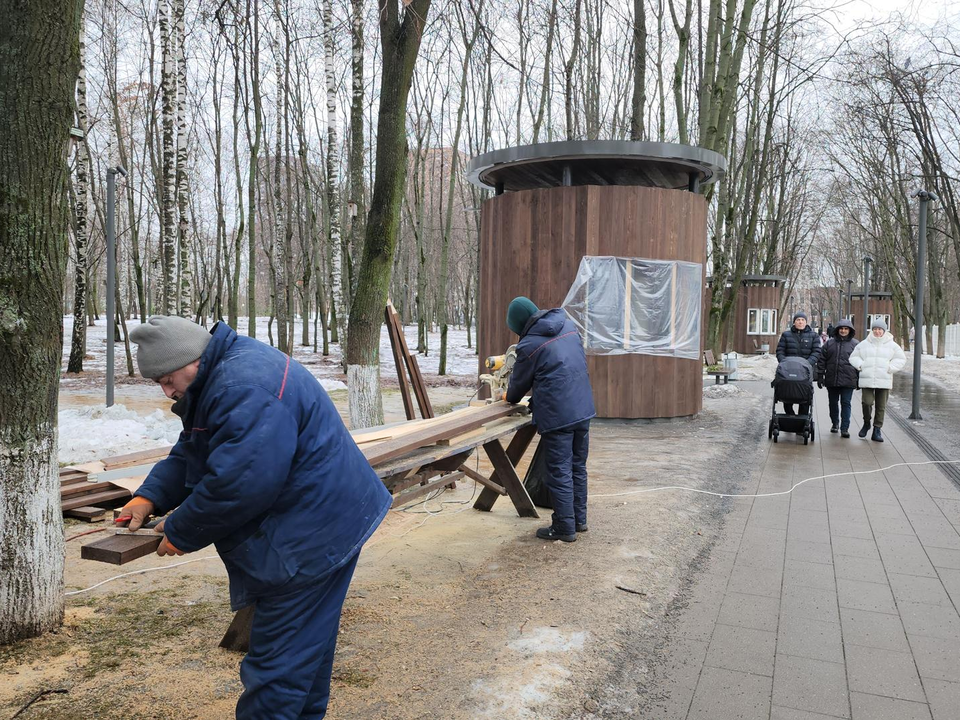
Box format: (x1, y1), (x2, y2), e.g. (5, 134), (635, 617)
(561, 256), (703, 359)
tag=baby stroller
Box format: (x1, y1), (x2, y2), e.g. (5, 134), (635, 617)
(768, 356), (815, 445)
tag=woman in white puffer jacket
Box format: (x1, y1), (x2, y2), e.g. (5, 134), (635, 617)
(847, 318), (906, 442)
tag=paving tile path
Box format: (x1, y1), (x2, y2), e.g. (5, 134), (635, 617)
(647, 380), (960, 720)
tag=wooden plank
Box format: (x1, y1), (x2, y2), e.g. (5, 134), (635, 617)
(388, 303), (434, 419)
(390, 469), (463, 496)
(391, 472), (465, 508)
(64, 506), (107, 522)
(61, 480), (118, 498)
(62, 488), (131, 512)
(371, 416), (529, 479)
(220, 605), (255, 652)
(60, 475), (91, 488)
(480, 437), (539, 518)
(361, 402), (522, 467)
(460, 464), (506, 495)
(80, 532), (162, 564)
(386, 302), (417, 421)
(437, 427), (486, 446)
(100, 446), (172, 471)
(474, 423), (538, 512)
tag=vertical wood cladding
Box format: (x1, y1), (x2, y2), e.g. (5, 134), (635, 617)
(733, 284), (784, 354)
(479, 185), (707, 419)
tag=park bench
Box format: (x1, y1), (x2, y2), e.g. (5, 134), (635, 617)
(703, 349), (733, 384)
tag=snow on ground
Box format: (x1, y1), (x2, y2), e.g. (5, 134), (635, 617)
(703, 383), (744, 399)
(61, 314), (480, 388)
(904, 352), (960, 396)
(726, 352), (779, 382)
(59, 404), (182, 465)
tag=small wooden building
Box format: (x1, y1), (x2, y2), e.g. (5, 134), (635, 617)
(732, 276), (787, 354)
(848, 291), (897, 339)
(467, 141), (726, 419)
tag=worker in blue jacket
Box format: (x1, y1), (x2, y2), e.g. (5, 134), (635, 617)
(118, 315), (392, 720)
(505, 297), (596, 543)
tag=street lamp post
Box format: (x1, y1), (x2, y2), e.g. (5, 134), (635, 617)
(862, 256), (873, 338)
(838, 287), (844, 322)
(845, 279), (853, 321)
(105, 165), (127, 407)
(909, 189), (937, 420)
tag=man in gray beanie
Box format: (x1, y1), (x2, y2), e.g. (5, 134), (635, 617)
(129, 315), (213, 401)
(116, 315), (392, 719)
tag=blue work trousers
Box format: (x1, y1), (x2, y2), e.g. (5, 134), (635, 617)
(236, 553), (360, 720)
(827, 387), (854, 431)
(540, 419), (590, 536)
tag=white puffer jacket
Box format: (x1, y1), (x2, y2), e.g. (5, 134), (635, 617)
(848, 331), (906, 390)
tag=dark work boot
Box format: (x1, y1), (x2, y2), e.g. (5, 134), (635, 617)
(872, 427), (884, 442)
(536, 526), (577, 543)
(858, 422), (871, 439)
(576, 523), (588, 533)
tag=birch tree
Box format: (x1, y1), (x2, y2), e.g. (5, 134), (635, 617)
(159, 0), (178, 314)
(68, 14), (90, 373)
(325, 0), (346, 353)
(175, 0), (192, 316)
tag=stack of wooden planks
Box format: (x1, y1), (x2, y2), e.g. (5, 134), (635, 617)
(60, 446), (173, 520)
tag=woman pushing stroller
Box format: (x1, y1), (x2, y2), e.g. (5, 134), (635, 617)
(848, 318), (906, 442)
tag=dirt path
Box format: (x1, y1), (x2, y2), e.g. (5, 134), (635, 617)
(1, 388), (764, 719)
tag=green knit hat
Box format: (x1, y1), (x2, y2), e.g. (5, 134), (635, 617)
(506, 297), (539, 335)
(129, 315), (212, 379)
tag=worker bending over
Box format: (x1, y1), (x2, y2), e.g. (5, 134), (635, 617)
(505, 297), (596, 543)
(118, 316), (392, 719)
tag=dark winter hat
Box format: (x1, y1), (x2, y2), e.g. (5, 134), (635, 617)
(129, 315), (212, 379)
(871, 317), (888, 331)
(792, 311), (808, 323)
(506, 296), (539, 335)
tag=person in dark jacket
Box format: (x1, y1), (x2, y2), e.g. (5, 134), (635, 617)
(505, 297), (596, 543)
(816, 319), (858, 437)
(776, 311), (822, 415)
(117, 316), (392, 720)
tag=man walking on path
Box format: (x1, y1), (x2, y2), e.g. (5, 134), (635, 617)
(116, 315), (392, 719)
(776, 311), (822, 415)
(848, 317), (907, 442)
(816, 319), (859, 437)
(505, 297), (596, 543)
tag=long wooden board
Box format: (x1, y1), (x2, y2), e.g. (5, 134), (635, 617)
(80, 532), (162, 564)
(100, 446), (173, 471)
(61, 488), (131, 512)
(361, 403), (522, 466)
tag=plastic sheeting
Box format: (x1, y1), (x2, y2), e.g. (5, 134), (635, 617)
(561, 256), (703, 359)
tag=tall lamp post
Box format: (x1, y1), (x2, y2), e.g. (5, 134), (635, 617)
(862, 256), (873, 338)
(106, 165), (127, 407)
(845, 279), (853, 320)
(838, 286), (844, 322)
(909, 189), (937, 420)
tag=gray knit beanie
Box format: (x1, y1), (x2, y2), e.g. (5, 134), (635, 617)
(129, 316), (212, 379)
(871, 317), (888, 331)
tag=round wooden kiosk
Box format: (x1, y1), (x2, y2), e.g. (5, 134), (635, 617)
(467, 141), (726, 419)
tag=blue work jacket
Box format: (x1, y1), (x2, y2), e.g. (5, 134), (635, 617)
(505, 308), (596, 433)
(136, 322), (392, 610)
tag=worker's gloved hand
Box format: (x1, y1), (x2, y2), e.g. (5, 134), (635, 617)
(152, 518), (186, 557)
(115, 496), (155, 531)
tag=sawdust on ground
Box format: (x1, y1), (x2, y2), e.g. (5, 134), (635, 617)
(1, 386), (765, 719)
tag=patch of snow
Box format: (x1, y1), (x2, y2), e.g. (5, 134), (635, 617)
(58, 404), (182, 465)
(735, 353), (779, 381)
(904, 352), (960, 397)
(703, 383), (744, 399)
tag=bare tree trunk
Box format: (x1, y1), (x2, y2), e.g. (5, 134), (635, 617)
(325, 0), (346, 358)
(247, 0), (263, 337)
(532, 0), (557, 142)
(160, 0), (177, 314)
(272, 15), (289, 354)
(174, 0), (191, 316)
(564, 0), (582, 141)
(0, 0), (81, 643)
(349, 0), (366, 291)
(346, 0), (432, 428)
(630, 0), (647, 140)
(68, 18), (89, 373)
